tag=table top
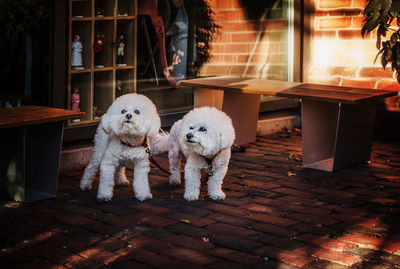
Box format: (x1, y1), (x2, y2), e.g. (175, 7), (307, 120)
(179, 76), (303, 95)
(0, 105), (84, 129)
(179, 77), (398, 104)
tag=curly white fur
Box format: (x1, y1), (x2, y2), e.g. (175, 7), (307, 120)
(153, 107), (235, 201)
(80, 93), (161, 202)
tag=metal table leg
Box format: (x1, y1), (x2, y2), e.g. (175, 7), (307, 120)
(302, 99), (376, 171)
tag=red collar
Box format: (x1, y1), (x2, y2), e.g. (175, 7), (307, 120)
(120, 136), (148, 149)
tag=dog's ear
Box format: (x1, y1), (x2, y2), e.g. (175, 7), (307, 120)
(219, 121), (235, 149)
(100, 112), (112, 134)
(148, 113), (161, 138)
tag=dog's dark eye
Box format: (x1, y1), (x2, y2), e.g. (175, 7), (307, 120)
(134, 109), (140, 115)
(199, 126), (207, 132)
(121, 109), (127, 114)
(189, 126), (194, 130)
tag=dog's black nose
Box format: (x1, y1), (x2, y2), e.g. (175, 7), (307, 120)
(126, 113), (132, 120)
(186, 133), (193, 140)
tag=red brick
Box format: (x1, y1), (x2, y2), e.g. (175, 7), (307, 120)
(352, 16), (365, 28)
(207, 247), (264, 266)
(79, 247), (119, 265)
(318, 17), (352, 29)
(338, 234), (382, 250)
(254, 245), (315, 267)
(296, 234), (355, 252)
(208, 213), (254, 226)
(161, 247), (217, 265)
(208, 223), (260, 237)
(162, 234), (214, 251)
(129, 212), (176, 227)
(359, 67), (395, 79)
(311, 248), (361, 266)
(251, 222), (297, 238)
(129, 203), (176, 215)
(52, 213), (95, 226)
(338, 29), (363, 39)
(231, 32), (256, 43)
(319, 0), (352, 9)
(204, 203), (251, 217)
(166, 212), (215, 227)
(245, 213), (298, 227)
(352, 0), (368, 8)
(240, 203), (274, 213)
(211, 234), (263, 252)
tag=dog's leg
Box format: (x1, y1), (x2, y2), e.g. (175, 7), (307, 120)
(97, 158), (117, 202)
(168, 144), (181, 186)
(208, 165), (228, 200)
(183, 157), (201, 201)
(115, 166), (129, 187)
(133, 159), (152, 201)
(80, 126), (109, 190)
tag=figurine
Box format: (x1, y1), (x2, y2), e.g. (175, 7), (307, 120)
(71, 34), (84, 70)
(115, 79), (123, 97)
(96, 6), (104, 17)
(94, 31), (104, 68)
(93, 106), (100, 119)
(116, 33), (126, 66)
(71, 88), (81, 122)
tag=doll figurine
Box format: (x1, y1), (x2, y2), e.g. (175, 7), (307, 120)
(71, 34), (83, 70)
(94, 31), (104, 68)
(71, 88), (81, 122)
(96, 6), (104, 17)
(116, 33), (126, 66)
(115, 79), (123, 97)
(71, 88), (80, 112)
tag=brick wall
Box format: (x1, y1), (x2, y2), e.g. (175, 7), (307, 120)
(200, 0), (289, 80)
(201, 0), (399, 110)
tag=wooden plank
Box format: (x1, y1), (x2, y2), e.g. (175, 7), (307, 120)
(179, 76), (302, 95)
(278, 86), (397, 104)
(0, 106), (84, 129)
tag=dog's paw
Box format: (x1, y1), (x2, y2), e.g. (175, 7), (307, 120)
(209, 191), (226, 201)
(97, 194), (112, 202)
(135, 192), (153, 201)
(183, 192), (199, 201)
(116, 178), (129, 187)
(169, 178), (181, 186)
(80, 182), (92, 191)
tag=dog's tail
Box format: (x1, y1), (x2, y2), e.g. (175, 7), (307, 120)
(150, 129), (170, 153)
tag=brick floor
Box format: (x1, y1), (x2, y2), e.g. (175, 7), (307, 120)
(1, 131), (400, 268)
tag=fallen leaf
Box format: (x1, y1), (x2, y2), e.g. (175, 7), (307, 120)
(289, 201), (301, 205)
(287, 171), (296, 177)
(201, 237), (209, 242)
(178, 219), (190, 224)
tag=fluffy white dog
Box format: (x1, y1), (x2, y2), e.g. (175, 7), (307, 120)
(80, 93), (161, 202)
(154, 106), (235, 201)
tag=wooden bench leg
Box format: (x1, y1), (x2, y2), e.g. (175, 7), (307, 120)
(0, 121), (64, 202)
(194, 88), (260, 145)
(302, 99), (376, 171)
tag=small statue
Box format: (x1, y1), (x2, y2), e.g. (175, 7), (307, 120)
(116, 33), (126, 66)
(93, 106), (100, 119)
(94, 31), (104, 68)
(71, 87), (81, 122)
(115, 79), (123, 97)
(71, 34), (84, 70)
(71, 88), (80, 112)
(95, 6), (104, 17)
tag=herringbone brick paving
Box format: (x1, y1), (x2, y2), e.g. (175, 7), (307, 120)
(1, 131), (400, 268)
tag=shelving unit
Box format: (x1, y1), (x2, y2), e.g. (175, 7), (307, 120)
(67, 0), (137, 125)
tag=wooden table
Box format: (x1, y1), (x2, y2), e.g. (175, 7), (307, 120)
(179, 77), (397, 171)
(0, 106), (84, 201)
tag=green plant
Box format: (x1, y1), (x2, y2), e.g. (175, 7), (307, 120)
(362, 0), (400, 82)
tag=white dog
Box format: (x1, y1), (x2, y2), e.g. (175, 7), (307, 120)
(154, 106), (235, 201)
(80, 93), (161, 202)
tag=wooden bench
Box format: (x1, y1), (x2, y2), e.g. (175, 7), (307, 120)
(179, 76), (397, 171)
(0, 106), (84, 202)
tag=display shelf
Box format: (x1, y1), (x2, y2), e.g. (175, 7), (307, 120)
(72, 0), (92, 18)
(67, 0), (137, 126)
(118, 0), (135, 16)
(95, 0), (115, 17)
